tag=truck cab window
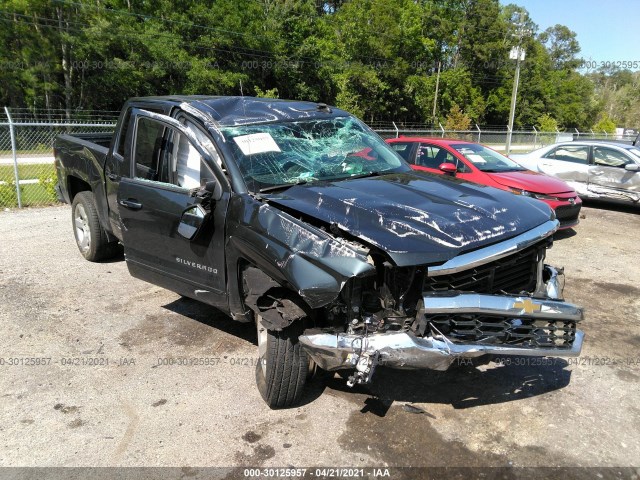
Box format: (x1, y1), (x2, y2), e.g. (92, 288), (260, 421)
(171, 126), (202, 189)
(134, 117), (166, 180)
(118, 107), (163, 157)
(133, 116), (216, 189)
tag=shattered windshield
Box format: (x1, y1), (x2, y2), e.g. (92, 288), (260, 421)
(452, 143), (527, 173)
(221, 116), (407, 192)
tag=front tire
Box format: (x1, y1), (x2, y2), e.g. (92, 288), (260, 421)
(71, 192), (121, 262)
(255, 317), (309, 409)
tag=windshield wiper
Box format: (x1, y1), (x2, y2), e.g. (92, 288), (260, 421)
(341, 171), (384, 180)
(259, 179), (310, 193)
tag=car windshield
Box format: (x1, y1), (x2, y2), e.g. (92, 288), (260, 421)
(451, 143), (527, 172)
(221, 116), (407, 192)
(628, 147), (640, 159)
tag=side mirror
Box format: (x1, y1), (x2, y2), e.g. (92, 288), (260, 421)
(178, 204), (207, 240)
(439, 162), (458, 175)
(624, 163), (639, 172)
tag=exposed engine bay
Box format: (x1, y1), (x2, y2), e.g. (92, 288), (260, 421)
(244, 216), (583, 388)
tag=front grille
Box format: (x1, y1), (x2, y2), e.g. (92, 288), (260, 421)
(428, 313), (577, 347)
(555, 203), (581, 227)
(424, 241), (545, 295)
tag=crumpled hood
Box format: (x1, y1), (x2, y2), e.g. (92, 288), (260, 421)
(489, 170), (575, 194)
(266, 172), (552, 266)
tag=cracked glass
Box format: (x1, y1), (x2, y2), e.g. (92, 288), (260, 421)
(221, 116), (407, 192)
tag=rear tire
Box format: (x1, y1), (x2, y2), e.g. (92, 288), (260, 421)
(255, 317), (309, 409)
(71, 192), (121, 262)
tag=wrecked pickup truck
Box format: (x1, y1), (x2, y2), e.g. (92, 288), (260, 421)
(54, 96), (584, 408)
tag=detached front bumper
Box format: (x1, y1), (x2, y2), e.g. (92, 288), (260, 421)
(299, 292), (584, 373)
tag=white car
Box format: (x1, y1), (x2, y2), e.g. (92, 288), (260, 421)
(511, 141), (640, 205)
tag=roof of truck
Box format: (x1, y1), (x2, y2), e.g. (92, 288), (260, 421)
(128, 95), (347, 127)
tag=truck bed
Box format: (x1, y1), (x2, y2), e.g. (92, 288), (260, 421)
(65, 132), (114, 150)
(54, 134), (113, 234)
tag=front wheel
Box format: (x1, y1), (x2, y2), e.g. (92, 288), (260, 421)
(255, 317), (310, 409)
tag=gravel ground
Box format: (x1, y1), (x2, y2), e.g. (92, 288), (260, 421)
(0, 202), (639, 477)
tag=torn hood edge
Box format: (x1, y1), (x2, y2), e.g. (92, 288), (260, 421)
(264, 172), (554, 267)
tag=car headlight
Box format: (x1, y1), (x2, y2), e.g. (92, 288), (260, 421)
(509, 188), (535, 197)
(509, 188), (558, 201)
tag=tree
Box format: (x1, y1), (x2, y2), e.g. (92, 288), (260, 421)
(536, 114), (558, 132)
(444, 104), (471, 131)
(538, 25), (581, 70)
(0, 0), (612, 130)
(254, 86), (279, 98)
(593, 114), (616, 134)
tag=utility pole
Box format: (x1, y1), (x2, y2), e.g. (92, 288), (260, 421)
(432, 61), (441, 126)
(505, 15), (529, 155)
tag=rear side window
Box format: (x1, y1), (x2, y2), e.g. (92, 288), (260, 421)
(545, 145), (589, 164)
(117, 107), (163, 157)
(134, 117), (166, 180)
(389, 142), (414, 162)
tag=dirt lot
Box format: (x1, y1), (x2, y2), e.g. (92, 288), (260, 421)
(0, 202), (639, 477)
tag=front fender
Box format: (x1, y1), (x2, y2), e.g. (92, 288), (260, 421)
(226, 195), (375, 316)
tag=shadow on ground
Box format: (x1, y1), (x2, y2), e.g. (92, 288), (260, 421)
(324, 358), (572, 416)
(160, 299), (572, 412)
(581, 199), (639, 214)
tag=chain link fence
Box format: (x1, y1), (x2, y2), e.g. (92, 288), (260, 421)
(0, 108), (117, 208)
(1, 109), (636, 209)
(370, 122), (637, 153)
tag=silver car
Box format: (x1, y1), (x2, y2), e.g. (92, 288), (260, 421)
(511, 141), (640, 205)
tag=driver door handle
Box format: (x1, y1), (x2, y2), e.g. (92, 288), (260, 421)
(592, 170), (604, 176)
(107, 172), (118, 181)
(119, 199), (143, 210)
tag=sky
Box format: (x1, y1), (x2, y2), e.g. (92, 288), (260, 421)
(502, 0), (640, 70)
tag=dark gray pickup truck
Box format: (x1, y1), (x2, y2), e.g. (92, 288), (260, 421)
(54, 96), (584, 408)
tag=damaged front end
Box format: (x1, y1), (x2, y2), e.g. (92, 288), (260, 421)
(298, 219), (583, 386)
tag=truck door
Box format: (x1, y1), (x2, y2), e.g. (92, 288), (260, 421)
(105, 104), (165, 239)
(117, 109), (230, 307)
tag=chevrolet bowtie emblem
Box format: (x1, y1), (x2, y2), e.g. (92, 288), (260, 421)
(513, 298), (542, 314)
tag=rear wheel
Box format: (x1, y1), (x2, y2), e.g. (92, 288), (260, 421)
(255, 316), (310, 409)
(71, 192), (121, 262)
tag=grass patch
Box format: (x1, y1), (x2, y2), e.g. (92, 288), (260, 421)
(0, 163), (59, 207)
(0, 163), (56, 180)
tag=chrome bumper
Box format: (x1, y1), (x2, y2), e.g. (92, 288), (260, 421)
(299, 293), (584, 372)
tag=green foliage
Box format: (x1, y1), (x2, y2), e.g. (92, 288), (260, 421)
(593, 114), (616, 134)
(0, 0), (614, 128)
(539, 25), (581, 70)
(536, 114), (558, 132)
(38, 172), (58, 201)
(588, 70), (640, 129)
(0, 179), (18, 208)
(254, 87), (279, 99)
(444, 104), (471, 131)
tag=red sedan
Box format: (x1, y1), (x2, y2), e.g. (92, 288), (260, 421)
(386, 137), (581, 229)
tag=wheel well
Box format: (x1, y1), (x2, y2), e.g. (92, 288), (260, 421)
(67, 176), (91, 201)
(240, 262), (312, 331)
